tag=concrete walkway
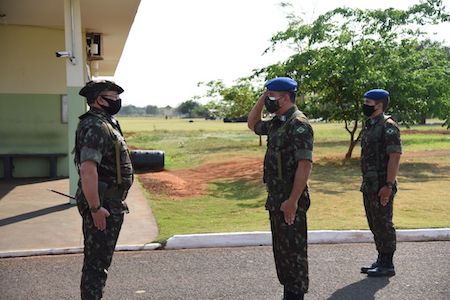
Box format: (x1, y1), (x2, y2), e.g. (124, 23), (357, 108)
(0, 178), (158, 256)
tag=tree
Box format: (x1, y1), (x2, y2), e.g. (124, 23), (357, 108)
(145, 105), (159, 115)
(119, 105), (145, 116)
(192, 105), (210, 118)
(257, 0), (449, 159)
(200, 78), (260, 118)
(176, 100), (201, 118)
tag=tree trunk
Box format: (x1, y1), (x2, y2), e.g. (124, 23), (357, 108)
(345, 139), (359, 160)
(344, 119), (362, 160)
(420, 115), (427, 125)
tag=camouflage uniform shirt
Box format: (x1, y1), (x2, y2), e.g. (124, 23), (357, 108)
(254, 106), (314, 210)
(360, 113), (402, 189)
(74, 108), (134, 204)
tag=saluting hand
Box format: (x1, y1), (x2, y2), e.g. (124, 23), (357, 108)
(280, 199), (297, 225)
(91, 208), (110, 231)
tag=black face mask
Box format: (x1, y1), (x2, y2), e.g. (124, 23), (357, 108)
(100, 96), (122, 115)
(362, 104), (376, 117)
(264, 96), (280, 113)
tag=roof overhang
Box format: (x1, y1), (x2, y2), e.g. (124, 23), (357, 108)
(0, 0), (140, 76)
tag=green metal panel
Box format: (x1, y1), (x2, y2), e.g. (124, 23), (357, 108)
(0, 94), (69, 178)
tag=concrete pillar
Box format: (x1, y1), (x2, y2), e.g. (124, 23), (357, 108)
(64, 0), (87, 203)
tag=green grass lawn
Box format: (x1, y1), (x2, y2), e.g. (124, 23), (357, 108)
(118, 117), (450, 242)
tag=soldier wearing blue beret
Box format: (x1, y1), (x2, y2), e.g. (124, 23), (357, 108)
(360, 88), (402, 277)
(248, 77), (313, 300)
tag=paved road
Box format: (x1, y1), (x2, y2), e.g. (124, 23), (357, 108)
(1, 242), (449, 300)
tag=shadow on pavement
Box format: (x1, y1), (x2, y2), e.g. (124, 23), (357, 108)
(328, 277), (390, 300)
(0, 203), (73, 227)
(0, 178), (66, 200)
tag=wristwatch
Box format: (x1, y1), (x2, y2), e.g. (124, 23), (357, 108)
(89, 205), (102, 213)
(385, 181), (394, 189)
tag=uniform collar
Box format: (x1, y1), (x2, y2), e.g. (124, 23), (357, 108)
(368, 112), (384, 125)
(78, 107), (118, 124)
(277, 105), (298, 122)
(88, 107), (115, 121)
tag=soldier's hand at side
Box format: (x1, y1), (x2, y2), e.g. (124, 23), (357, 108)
(280, 200), (297, 225)
(378, 186), (392, 206)
(91, 208), (110, 231)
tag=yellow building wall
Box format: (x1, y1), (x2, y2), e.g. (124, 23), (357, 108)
(0, 25), (67, 93)
(0, 25), (70, 178)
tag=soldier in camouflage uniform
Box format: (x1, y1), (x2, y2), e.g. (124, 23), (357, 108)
(360, 89), (402, 277)
(248, 77), (313, 300)
(75, 80), (134, 299)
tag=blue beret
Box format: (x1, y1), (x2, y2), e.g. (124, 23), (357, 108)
(364, 89), (389, 101)
(265, 77), (297, 92)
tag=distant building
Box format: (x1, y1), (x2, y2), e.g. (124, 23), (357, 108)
(163, 105), (174, 117)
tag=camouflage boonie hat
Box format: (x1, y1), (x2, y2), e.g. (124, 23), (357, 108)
(79, 80), (124, 102)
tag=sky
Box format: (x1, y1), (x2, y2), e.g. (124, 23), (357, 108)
(102, 0), (449, 108)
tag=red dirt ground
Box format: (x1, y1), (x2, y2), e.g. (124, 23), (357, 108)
(402, 150), (450, 158)
(403, 129), (449, 135)
(139, 150), (450, 199)
(138, 157), (263, 199)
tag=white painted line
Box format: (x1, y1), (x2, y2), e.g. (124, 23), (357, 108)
(116, 243), (162, 251)
(308, 230), (373, 244)
(165, 232), (272, 249)
(0, 247), (84, 258)
(1, 229), (449, 256)
(0, 243), (162, 258)
(165, 228), (450, 249)
(397, 228), (450, 242)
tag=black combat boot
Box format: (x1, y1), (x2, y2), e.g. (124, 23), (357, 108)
(361, 253), (381, 274)
(283, 286), (304, 300)
(367, 252), (395, 277)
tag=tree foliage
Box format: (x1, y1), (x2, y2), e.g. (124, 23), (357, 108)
(175, 100), (212, 118)
(257, 0), (449, 159)
(119, 105), (146, 116)
(145, 105), (159, 115)
(199, 79), (261, 118)
(176, 100), (200, 117)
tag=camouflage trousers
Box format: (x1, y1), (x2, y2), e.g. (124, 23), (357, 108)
(80, 209), (124, 300)
(269, 209), (309, 294)
(363, 186), (397, 254)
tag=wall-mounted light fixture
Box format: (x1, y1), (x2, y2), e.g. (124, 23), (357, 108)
(55, 50), (76, 65)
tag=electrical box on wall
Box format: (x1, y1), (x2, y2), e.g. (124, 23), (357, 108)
(86, 32), (103, 61)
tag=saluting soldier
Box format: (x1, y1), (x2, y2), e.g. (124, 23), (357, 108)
(75, 80), (134, 299)
(360, 89), (402, 277)
(248, 77), (313, 300)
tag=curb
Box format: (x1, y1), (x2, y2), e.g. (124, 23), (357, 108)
(0, 243), (161, 258)
(164, 228), (450, 249)
(2, 229), (449, 257)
